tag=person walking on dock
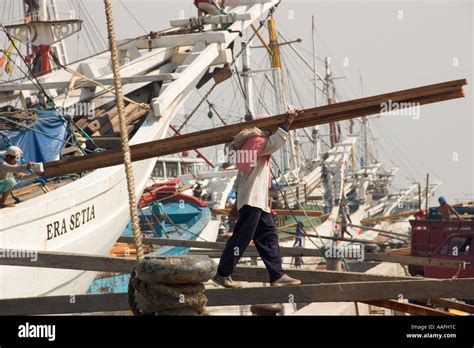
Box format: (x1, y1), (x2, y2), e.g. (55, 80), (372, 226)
(0, 146), (42, 208)
(212, 110), (302, 289)
(438, 196), (463, 220)
(340, 199), (353, 239)
(293, 221), (305, 248)
(292, 222), (305, 269)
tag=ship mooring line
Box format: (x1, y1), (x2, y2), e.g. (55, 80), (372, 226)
(103, 0), (144, 260)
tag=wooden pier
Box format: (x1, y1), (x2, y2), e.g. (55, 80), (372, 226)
(0, 239), (472, 316)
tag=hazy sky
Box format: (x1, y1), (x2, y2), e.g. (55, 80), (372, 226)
(1, 0), (472, 202)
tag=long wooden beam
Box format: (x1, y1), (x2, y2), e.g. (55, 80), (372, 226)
(0, 241), (464, 274)
(362, 300), (453, 316)
(44, 79), (467, 177)
(204, 279), (474, 306)
(0, 249), (136, 273)
(212, 208), (324, 216)
(0, 74), (179, 92)
(348, 223), (410, 239)
(231, 265), (423, 284)
(117, 236), (323, 257)
(278, 230), (386, 245)
(364, 253), (466, 269)
(0, 296), (450, 316)
(428, 298), (474, 314)
(360, 211), (418, 224)
(0, 293), (129, 315)
(1, 278), (473, 315)
(0, 246), (322, 274)
(170, 13), (252, 27)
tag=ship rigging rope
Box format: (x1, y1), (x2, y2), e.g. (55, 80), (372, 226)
(118, 0), (148, 35)
(270, 158), (352, 270)
(176, 4), (278, 133)
(1, 26), (55, 105)
(104, 0), (144, 260)
(269, 164), (325, 250)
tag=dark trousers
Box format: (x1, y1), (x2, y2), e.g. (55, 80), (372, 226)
(217, 205), (284, 282)
(292, 237), (303, 248)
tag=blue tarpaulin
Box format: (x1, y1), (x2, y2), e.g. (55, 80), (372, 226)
(0, 108), (67, 163)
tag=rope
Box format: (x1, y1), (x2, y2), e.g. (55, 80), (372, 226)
(154, 201), (211, 242)
(270, 164), (326, 249)
(270, 157), (351, 270)
(128, 267), (208, 315)
(103, 0), (144, 260)
(177, 84), (217, 132)
(1, 26), (55, 106)
(128, 269), (142, 316)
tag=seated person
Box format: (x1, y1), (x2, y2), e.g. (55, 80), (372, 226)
(0, 146), (42, 208)
(438, 196), (462, 220)
(194, 0), (225, 16)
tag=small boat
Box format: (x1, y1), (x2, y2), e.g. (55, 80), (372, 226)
(88, 179), (211, 294)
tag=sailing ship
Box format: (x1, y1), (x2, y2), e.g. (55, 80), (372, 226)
(0, 0), (460, 309)
(0, 0), (280, 299)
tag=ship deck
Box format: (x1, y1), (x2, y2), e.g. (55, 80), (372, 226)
(3, 177), (76, 208)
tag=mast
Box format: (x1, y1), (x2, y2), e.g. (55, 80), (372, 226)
(267, 16), (297, 174)
(361, 117), (370, 167)
(359, 72), (370, 167)
(6, 0), (81, 76)
(311, 15), (321, 160)
(48, 0), (70, 65)
(324, 57), (339, 148)
(241, 41), (255, 120)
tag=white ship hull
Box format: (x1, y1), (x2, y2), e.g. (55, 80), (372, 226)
(0, 0), (279, 300)
(0, 115), (168, 299)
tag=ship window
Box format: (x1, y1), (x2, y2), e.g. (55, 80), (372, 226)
(153, 165), (164, 178)
(440, 236), (472, 256)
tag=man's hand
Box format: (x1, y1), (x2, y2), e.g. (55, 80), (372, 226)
(230, 202), (239, 220)
(281, 109), (301, 131)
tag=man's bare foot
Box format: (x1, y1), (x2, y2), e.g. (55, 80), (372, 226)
(0, 203), (16, 208)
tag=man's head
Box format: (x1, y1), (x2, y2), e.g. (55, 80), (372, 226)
(297, 221), (304, 228)
(4, 146), (22, 165)
(438, 196), (447, 206)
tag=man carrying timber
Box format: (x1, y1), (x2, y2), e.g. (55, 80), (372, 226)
(438, 196), (463, 220)
(212, 110), (302, 288)
(0, 146), (42, 208)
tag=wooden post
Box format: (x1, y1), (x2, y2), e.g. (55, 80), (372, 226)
(103, 0), (144, 259)
(418, 182), (422, 210)
(325, 256), (343, 272)
(425, 173), (430, 214)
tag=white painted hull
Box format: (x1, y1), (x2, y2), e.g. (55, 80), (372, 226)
(0, 0), (280, 300)
(0, 114), (169, 299)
